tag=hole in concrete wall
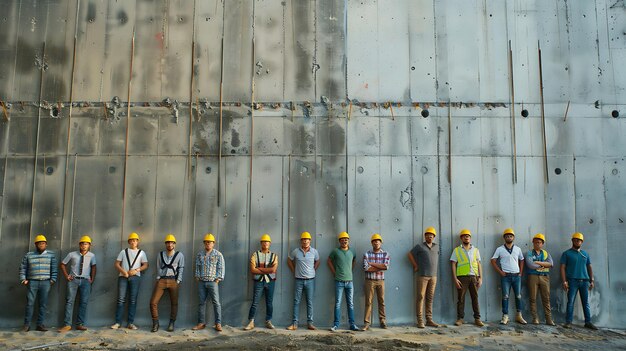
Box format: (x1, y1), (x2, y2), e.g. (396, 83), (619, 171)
(51, 107), (59, 117)
(612, 169), (619, 175)
(45, 166), (54, 175)
(555, 168), (562, 175)
(421, 109), (429, 118)
(421, 166), (428, 174)
(109, 166), (116, 173)
(612, 110), (619, 118)
(589, 218), (594, 224)
(521, 109), (529, 117)
(492, 168), (498, 173)
(411, 66), (415, 71)
(205, 167), (212, 174)
(471, 181), (475, 184)
(357, 166), (364, 174)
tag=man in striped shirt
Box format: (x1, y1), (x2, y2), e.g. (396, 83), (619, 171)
(19, 234), (57, 332)
(362, 233), (390, 330)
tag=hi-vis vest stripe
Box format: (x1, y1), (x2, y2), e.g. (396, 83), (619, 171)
(454, 246), (479, 276)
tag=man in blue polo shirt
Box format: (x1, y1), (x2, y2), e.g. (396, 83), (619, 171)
(287, 231), (319, 331)
(560, 232), (597, 330)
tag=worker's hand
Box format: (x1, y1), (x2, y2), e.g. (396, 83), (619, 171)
(21, 280), (28, 285)
(215, 279), (221, 284)
(476, 277), (483, 289)
(88, 277), (93, 284)
(50, 280), (55, 285)
(413, 266), (418, 273)
(562, 281), (569, 291)
(455, 278), (462, 289)
(66, 275), (74, 281)
(499, 271), (506, 277)
(589, 281), (594, 290)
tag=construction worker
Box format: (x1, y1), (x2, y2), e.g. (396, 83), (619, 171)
(192, 233), (225, 332)
(328, 231), (359, 332)
(111, 232), (149, 330)
(491, 228), (527, 325)
(362, 233), (390, 331)
(561, 232), (597, 330)
(59, 235), (97, 332)
(408, 227), (442, 328)
(244, 234), (278, 330)
(525, 233), (555, 325)
(286, 231), (320, 331)
(19, 234), (57, 332)
(150, 234), (184, 332)
(450, 229), (484, 327)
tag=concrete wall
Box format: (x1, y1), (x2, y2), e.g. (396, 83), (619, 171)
(0, 0), (624, 328)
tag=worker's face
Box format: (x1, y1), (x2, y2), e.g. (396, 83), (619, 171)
(260, 241), (270, 250)
(532, 238), (544, 250)
(301, 238), (311, 249)
(128, 239), (139, 249)
(204, 240), (215, 251)
(371, 239), (382, 250)
(572, 238), (583, 249)
(35, 241), (47, 253)
(165, 241), (176, 251)
(504, 234), (514, 244)
(461, 234), (471, 244)
(424, 233), (435, 244)
(79, 242), (90, 253)
(339, 238), (349, 248)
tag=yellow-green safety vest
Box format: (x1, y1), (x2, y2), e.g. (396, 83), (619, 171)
(454, 246), (479, 276)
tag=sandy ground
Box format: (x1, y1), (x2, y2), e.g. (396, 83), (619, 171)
(2, 323), (626, 351)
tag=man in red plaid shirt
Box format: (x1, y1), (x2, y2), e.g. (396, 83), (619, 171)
(362, 233), (390, 330)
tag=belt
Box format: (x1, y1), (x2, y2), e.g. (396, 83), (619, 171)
(530, 273), (549, 276)
(366, 278), (384, 281)
(569, 278), (590, 282)
(504, 273), (520, 276)
(160, 276), (176, 280)
(74, 276), (89, 280)
(336, 280), (352, 283)
(296, 277), (314, 280)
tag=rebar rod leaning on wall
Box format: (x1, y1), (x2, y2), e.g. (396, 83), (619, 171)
(188, 41), (196, 179)
(217, 37), (224, 207)
(248, 36), (255, 250)
(563, 100), (570, 122)
(447, 103), (452, 184)
(508, 40), (517, 184)
(538, 41), (549, 184)
(121, 30), (135, 239)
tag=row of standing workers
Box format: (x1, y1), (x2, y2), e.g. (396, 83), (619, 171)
(19, 227), (597, 332)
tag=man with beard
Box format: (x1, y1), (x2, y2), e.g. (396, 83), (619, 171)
(561, 232), (597, 330)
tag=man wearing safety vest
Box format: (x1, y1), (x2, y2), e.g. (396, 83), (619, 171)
(243, 234), (277, 331)
(192, 233), (225, 332)
(150, 234), (184, 332)
(490, 228), (527, 325)
(525, 233), (555, 325)
(111, 232), (149, 330)
(19, 234), (57, 332)
(408, 226), (442, 328)
(561, 232), (597, 330)
(287, 231), (320, 331)
(328, 231), (359, 332)
(59, 235), (97, 332)
(450, 229), (484, 327)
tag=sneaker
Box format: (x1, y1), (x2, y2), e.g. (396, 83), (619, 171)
(546, 319), (556, 326)
(127, 324), (138, 330)
(426, 320), (441, 328)
(532, 318), (540, 325)
(286, 324), (298, 331)
(500, 314), (509, 325)
(417, 322), (425, 328)
(214, 323), (222, 332)
(474, 319), (485, 327)
(307, 323), (317, 330)
(265, 321), (275, 329)
(362, 323), (370, 331)
(76, 325), (88, 331)
(110, 323), (120, 330)
(58, 325), (71, 332)
(22, 325), (30, 332)
(350, 324), (360, 331)
(515, 312), (527, 325)
(563, 323), (572, 329)
(244, 320), (254, 331)
(584, 323), (598, 330)
(454, 319), (464, 326)
(329, 326), (339, 332)
(191, 323), (206, 330)
(36, 325), (48, 332)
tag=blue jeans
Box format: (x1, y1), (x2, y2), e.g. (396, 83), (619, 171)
(333, 281), (355, 328)
(198, 281), (221, 324)
(247, 280), (275, 321)
(293, 278), (315, 324)
(24, 280), (52, 326)
(63, 278), (91, 326)
(566, 279), (591, 323)
(114, 276), (141, 324)
(501, 274), (522, 314)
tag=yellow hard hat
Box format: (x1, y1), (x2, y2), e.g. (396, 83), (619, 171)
(34, 234), (47, 243)
(371, 233), (383, 243)
(503, 228), (515, 236)
(424, 227), (437, 236)
(260, 234), (271, 242)
(164, 234), (176, 243)
(571, 232), (584, 241)
(128, 232), (140, 241)
(300, 231), (312, 240)
(203, 233), (216, 242)
(79, 235), (92, 244)
(459, 229), (472, 237)
(533, 233), (546, 242)
(338, 231), (350, 240)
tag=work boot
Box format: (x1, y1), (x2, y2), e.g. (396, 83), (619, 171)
(127, 324), (138, 330)
(532, 318), (540, 325)
(500, 314), (509, 325)
(546, 318), (556, 326)
(417, 319), (425, 328)
(191, 323), (206, 330)
(244, 320), (254, 331)
(110, 323), (120, 329)
(286, 324), (298, 330)
(214, 323), (222, 332)
(380, 321), (387, 329)
(22, 325), (30, 332)
(515, 312), (527, 325)
(151, 320), (159, 332)
(426, 320), (441, 328)
(362, 323), (370, 331)
(454, 319), (464, 326)
(58, 325), (71, 332)
(307, 323), (317, 330)
(76, 325), (88, 331)
(265, 321), (275, 329)
(584, 323), (598, 330)
(167, 320), (175, 332)
(36, 325), (48, 332)
(563, 323), (572, 329)
(474, 319), (484, 327)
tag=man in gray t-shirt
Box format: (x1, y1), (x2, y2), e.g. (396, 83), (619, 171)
(408, 227), (441, 328)
(286, 231), (319, 330)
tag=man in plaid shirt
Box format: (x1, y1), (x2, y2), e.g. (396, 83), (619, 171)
(362, 233), (390, 330)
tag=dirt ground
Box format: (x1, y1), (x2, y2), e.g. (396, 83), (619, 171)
(2, 323), (626, 351)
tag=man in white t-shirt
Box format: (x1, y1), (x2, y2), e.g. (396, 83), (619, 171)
(490, 228), (527, 325)
(111, 232), (149, 330)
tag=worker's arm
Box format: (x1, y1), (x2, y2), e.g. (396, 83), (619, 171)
(476, 262), (483, 288)
(60, 262), (73, 281)
(560, 263), (568, 291)
(115, 260), (128, 277)
(287, 258), (295, 273)
(407, 252), (418, 272)
(490, 258), (505, 277)
(451, 261), (461, 289)
(518, 259), (524, 276)
(89, 265), (97, 284)
(587, 264), (594, 290)
(327, 257), (336, 275)
(314, 259), (320, 270)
